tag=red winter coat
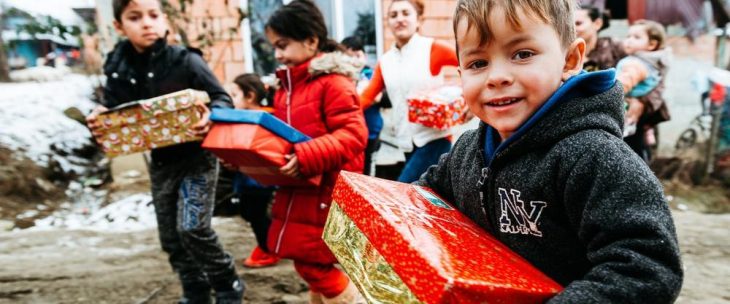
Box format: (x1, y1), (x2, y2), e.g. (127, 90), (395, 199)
(267, 53), (368, 264)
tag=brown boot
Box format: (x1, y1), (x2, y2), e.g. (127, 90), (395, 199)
(321, 281), (365, 304)
(309, 291), (324, 304)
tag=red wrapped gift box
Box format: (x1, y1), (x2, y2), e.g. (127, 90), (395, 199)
(323, 172), (562, 303)
(407, 86), (468, 130)
(202, 110), (321, 187)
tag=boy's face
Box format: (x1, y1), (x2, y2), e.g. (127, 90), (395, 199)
(113, 0), (167, 53)
(457, 6), (584, 140)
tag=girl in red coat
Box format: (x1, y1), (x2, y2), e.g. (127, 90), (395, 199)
(264, 1), (368, 303)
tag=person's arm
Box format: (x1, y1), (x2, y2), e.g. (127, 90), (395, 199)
(187, 51), (233, 109)
(616, 58), (649, 95)
(430, 41), (459, 76)
(548, 140), (683, 303)
(294, 76), (368, 176)
(360, 63), (385, 109)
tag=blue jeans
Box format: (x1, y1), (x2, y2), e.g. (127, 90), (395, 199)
(397, 138), (452, 183)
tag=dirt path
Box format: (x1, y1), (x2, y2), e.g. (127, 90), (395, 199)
(0, 218), (309, 304)
(0, 211), (728, 303)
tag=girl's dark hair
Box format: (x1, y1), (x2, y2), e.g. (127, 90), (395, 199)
(580, 4), (611, 32)
(233, 74), (273, 107)
(265, 0), (344, 53)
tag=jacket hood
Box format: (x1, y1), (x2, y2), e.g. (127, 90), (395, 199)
(308, 51), (363, 80)
(276, 52), (363, 88)
(483, 70), (623, 163)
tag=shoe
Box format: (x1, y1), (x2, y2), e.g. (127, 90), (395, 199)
(322, 281), (365, 304)
(214, 278), (245, 304)
(214, 278), (244, 304)
(242, 246), (280, 268)
(179, 281), (212, 304)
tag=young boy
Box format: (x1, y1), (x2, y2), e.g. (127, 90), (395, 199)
(85, 0), (242, 303)
(417, 0), (683, 302)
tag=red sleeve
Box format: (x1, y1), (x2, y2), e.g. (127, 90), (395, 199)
(430, 41), (459, 76)
(294, 76), (368, 176)
(359, 63), (385, 109)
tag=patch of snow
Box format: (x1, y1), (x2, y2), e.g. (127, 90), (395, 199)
(32, 193), (157, 232)
(9, 66), (72, 82)
(0, 73), (98, 174)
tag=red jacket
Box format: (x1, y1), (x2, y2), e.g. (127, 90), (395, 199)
(267, 53), (368, 264)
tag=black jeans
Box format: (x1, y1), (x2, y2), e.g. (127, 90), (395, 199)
(149, 153), (238, 291)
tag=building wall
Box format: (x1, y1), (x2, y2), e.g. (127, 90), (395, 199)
(179, 0), (245, 84)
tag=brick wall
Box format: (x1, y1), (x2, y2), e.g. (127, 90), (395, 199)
(171, 0), (246, 84)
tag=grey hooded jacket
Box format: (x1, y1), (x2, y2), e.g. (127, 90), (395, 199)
(417, 71), (682, 303)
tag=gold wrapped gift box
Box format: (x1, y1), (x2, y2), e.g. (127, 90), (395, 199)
(324, 202), (423, 304)
(93, 89), (209, 157)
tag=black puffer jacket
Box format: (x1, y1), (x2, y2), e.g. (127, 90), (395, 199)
(418, 70), (682, 303)
(102, 39), (232, 165)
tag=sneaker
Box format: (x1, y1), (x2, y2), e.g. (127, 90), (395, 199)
(214, 278), (244, 304)
(242, 246), (280, 268)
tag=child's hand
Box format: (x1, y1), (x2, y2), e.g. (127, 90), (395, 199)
(85, 105), (108, 136)
(625, 97), (645, 126)
(191, 101), (212, 135)
(280, 153), (302, 179)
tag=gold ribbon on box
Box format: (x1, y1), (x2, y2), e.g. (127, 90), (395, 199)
(323, 202), (423, 304)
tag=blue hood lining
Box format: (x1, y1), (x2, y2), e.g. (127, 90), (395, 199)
(484, 69), (616, 163)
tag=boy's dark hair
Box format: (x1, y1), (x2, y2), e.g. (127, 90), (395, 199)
(453, 0), (577, 50)
(113, 0), (162, 22)
(341, 36), (364, 52)
(634, 19), (666, 51)
(579, 4), (611, 32)
(233, 73), (271, 107)
(113, 0), (133, 22)
(266, 0), (343, 53)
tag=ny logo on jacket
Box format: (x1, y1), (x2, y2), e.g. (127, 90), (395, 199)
(497, 188), (547, 237)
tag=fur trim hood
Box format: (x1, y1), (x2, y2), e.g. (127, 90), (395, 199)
(308, 51), (364, 81)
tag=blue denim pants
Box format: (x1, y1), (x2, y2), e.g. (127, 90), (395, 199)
(397, 137), (452, 183)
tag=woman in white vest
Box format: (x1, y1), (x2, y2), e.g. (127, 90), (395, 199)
(360, 0), (458, 182)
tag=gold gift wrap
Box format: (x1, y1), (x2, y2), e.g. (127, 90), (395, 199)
(94, 89), (209, 157)
(323, 202), (423, 304)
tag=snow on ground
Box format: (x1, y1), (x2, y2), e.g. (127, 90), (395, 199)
(32, 193), (158, 232)
(0, 73), (98, 174)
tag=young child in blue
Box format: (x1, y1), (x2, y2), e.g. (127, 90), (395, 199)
(341, 36), (382, 176)
(417, 0), (683, 302)
(85, 0), (242, 303)
(616, 20), (670, 160)
(226, 73), (280, 268)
